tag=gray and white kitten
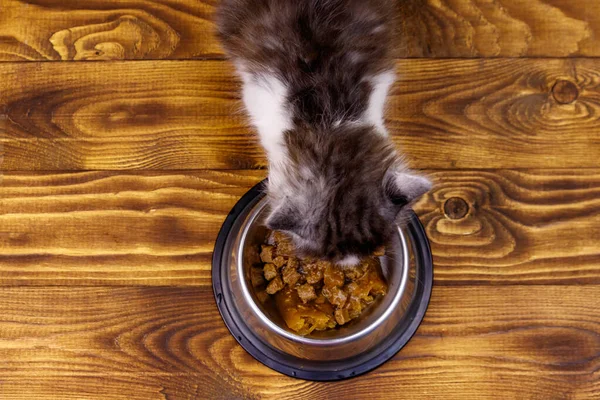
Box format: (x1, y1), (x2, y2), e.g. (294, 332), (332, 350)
(217, 0), (431, 266)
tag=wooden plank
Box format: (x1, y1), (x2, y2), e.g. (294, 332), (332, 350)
(0, 285), (597, 399)
(389, 58), (600, 169)
(421, 169), (600, 285)
(0, 0), (221, 61)
(1, 59), (600, 170)
(395, 0), (600, 58)
(0, 60), (258, 170)
(2, 0), (600, 61)
(0, 169), (597, 286)
(0, 170), (264, 286)
(0, 376), (227, 400)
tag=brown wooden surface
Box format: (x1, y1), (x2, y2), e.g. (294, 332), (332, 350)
(1, 0), (600, 399)
(0, 169), (598, 286)
(0, 286), (599, 399)
(2, 59), (600, 170)
(3, 0), (600, 60)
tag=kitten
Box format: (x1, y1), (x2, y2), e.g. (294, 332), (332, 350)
(217, 0), (431, 265)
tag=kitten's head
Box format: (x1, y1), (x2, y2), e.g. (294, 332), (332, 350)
(265, 123), (431, 265)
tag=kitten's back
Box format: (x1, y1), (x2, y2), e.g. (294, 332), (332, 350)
(217, 0), (396, 126)
(217, 0), (394, 69)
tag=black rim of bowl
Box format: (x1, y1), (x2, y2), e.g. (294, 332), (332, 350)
(212, 180), (434, 381)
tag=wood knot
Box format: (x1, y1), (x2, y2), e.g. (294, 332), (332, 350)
(444, 197), (469, 220)
(552, 80), (579, 104)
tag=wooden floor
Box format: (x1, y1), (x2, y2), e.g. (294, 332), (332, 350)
(0, 0), (599, 399)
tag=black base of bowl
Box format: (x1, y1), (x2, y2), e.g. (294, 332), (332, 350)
(212, 180), (433, 381)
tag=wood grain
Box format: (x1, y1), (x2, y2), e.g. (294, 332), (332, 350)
(0, 169), (597, 286)
(3, 0), (600, 60)
(0, 170), (264, 286)
(0, 285), (597, 399)
(394, 0), (600, 58)
(0, 61), (257, 170)
(2, 2), (599, 397)
(0, 0), (220, 61)
(2, 59), (600, 170)
(420, 169), (600, 285)
(389, 58), (600, 169)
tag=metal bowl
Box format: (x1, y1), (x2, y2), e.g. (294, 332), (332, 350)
(212, 180), (433, 381)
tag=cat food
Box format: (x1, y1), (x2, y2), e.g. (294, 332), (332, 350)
(251, 231), (388, 336)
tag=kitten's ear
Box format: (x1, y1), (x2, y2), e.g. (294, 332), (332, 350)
(384, 169), (432, 206)
(266, 204), (302, 235)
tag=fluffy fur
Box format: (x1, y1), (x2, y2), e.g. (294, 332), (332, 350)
(217, 0), (431, 263)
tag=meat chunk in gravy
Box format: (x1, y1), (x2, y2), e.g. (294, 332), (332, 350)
(256, 230), (388, 335)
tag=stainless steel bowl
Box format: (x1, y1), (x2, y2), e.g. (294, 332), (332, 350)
(212, 181), (433, 381)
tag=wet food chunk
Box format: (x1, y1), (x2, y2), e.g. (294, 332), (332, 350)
(257, 230), (388, 335)
(263, 263), (278, 281)
(282, 265), (301, 286)
(266, 276), (284, 294)
(296, 283), (317, 303)
(260, 245), (275, 263)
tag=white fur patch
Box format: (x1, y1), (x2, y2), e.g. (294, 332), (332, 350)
(238, 67), (292, 165)
(337, 254), (360, 267)
(363, 70), (396, 135)
(236, 66), (294, 198)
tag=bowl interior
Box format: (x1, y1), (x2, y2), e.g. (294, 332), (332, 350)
(239, 203), (406, 341)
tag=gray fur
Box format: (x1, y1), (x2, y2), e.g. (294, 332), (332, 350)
(217, 0), (431, 262)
